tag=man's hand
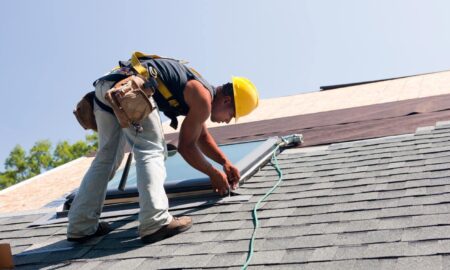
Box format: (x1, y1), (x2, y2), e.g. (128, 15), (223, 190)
(223, 162), (241, 190)
(208, 167), (230, 195)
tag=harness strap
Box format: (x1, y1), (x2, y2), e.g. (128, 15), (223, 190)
(130, 52), (181, 109)
(94, 95), (114, 115)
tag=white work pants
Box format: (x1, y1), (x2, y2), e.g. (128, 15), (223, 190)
(67, 79), (172, 238)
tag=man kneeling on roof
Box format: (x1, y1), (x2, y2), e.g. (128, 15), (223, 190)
(67, 53), (259, 244)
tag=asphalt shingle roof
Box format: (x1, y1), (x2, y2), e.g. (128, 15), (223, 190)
(3, 120), (450, 269)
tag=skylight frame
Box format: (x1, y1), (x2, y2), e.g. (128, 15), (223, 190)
(63, 136), (290, 210)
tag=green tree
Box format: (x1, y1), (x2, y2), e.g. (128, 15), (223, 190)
(4, 145), (27, 181)
(0, 171), (16, 189)
(0, 132), (99, 190)
(53, 133), (98, 166)
(53, 141), (74, 167)
(26, 140), (53, 177)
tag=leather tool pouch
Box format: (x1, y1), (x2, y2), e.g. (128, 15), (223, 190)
(104, 75), (155, 128)
(73, 91), (98, 131)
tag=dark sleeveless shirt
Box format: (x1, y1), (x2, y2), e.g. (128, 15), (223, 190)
(94, 57), (216, 129)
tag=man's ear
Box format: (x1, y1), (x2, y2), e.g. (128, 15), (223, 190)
(223, 95), (232, 105)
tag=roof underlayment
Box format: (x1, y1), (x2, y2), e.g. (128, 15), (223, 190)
(163, 70), (450, 133)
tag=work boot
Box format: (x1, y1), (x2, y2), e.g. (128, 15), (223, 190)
(67, 221), (112, 243)
(141, 216), (193, 244)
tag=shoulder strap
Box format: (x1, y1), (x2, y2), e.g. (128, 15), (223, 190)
(130, 52), (187, 129)
(130, 52), (181, 109)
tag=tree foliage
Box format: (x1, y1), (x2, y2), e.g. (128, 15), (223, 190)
(0, 133), (98, 190)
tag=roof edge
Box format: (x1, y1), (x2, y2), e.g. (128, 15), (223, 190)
(320, 69), (450, 91)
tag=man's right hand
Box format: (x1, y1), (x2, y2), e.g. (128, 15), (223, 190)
(208, 167), (230, 196)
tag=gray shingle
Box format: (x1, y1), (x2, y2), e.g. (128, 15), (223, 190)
(133, 256), (175, 270)
(377, 189), (407, 200)
(339, 209), (379, 222)
(257, 208), (296, 219)
(287, 197), (322, 208)
(330, 201), (370, 213)
(294, 223), (330, 235)
(435, 120), (450, 128)
(161, 230), (221, 244)
(65, 261), (103, 270)
(396, 256), (443, 270)
(438, 239), (450, 254)
(107, 258), (146, 270)
(221, 227), (271, 241)
(363, 229), (402, 244)
(401, 226), (450, 242)
(210, 240), (249, 254)
(262, 217), (288, 227)
(426, 156), (450, 165)
(92, 261), (119, 270)
(281, 249), (315, 263)
(307, 213), (343, 224)
(266, 225), (311, 238)
(192, 220), (246, 232)
(334, 245), (368, 260)
(335, 232), (368, 246)
(250, 250), (286, 265)
(289, 234), (338, 249)
(170, 242), (214, 256)
(421, 203), (450, 215)
(342, 219), (380, 233)
(379, 206), (422, 219)
(378, 216), (413, 230)
(165, 254), (215, 268)
(95, 237), (142, 250)
(11, 245), (32, 254)
(205, 253), (246, 268)
(363, 242), (408, 258)
(410, 214), (450, 227)
(351, 259), (393, 270)
(404, 240), (441, 256)
(309, 246), (338, 261)
(257, 237), (291, 251)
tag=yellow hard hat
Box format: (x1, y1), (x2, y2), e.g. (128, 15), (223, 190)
(232, 76), (259, 120)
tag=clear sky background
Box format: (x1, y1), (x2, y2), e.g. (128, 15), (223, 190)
(0, 0), (449, 167)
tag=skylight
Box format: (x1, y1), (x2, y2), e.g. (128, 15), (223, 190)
(106, 140), (265, 190)
(63, 137), (286, 211)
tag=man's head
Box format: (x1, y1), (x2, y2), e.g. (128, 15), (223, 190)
(211, 83), (235, 124)
(210, 77), (259, 124)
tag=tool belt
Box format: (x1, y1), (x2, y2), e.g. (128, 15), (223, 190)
(73, 75), (156, 131)
(73, 91), (98, 131)
(104, 75), (155, 128)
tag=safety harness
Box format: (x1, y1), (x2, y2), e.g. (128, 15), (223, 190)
(75, 52), (191, 131)
(128, 52), (186, 129)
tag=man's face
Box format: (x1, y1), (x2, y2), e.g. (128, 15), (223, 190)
(210, 95), (235, 124)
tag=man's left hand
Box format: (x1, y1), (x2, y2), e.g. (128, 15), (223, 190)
(223, 162), (241, 190)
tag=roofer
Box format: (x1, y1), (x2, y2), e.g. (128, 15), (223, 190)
(67, 52), (259, 244)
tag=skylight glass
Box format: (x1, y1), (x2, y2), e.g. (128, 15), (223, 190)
(106, 140), (265, 190)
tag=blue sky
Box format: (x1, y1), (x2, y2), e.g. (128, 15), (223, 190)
(1, 0), (449, 167)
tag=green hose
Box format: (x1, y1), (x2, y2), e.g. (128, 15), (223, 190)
(242, 147), (283, 269)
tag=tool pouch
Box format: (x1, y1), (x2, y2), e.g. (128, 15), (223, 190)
(73, 91), (98, 131)
(104, 75), (155, 128)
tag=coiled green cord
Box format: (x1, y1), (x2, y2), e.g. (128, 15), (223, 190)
(242, 147), (283, 269)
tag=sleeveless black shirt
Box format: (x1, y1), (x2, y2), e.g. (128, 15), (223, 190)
(95, 57), (216, 130)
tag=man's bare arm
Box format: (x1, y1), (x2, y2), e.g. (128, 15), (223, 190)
(197, 125), (227, 165)
(197, 125), (241, 189)
(177, 80), (230, 194)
